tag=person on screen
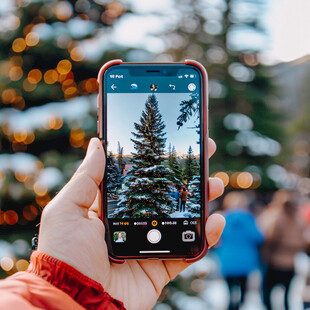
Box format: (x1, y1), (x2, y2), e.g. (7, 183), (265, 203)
(0, 138), (225, 310)
(180, 187), (189, 212)
(115, 232), (124, 243)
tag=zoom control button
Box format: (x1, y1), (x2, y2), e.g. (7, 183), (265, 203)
(147, 229), (161, 244)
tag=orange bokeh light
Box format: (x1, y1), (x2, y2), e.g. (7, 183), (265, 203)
(12, 38), (26, 53)
(48, 117), (63, 130)
(4, 210), (18, 225)
(28, 69), (42, 84)
(56, 59), (72, 75)
(23, 79), (37, 92)
(33, 182), (48, 196)
(85, 78), (98, 93)
(1, 88), (16, 104)
(23, 205), (38, 221)
(70, 46), (85, 62)
(70, 128), (85, 148)
(236, 172), (253, 189)
(44, 69), (58, 84)
(13, 128), (27, 142)
(214, 172), (229, 187)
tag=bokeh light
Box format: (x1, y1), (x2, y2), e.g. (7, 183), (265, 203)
(27, 69), (42, 84)
(23, 79), (37, 92)
(0, 257), (14, 272)
(4, 211), (18, 225)
(9, 66), (23, 81)
(12, 38), (26, 53)
(44, 69), (58, 84)
(1, 88), (16, 104)
(54, 1), (73, 21)
(23, 205), (38, 221)
(56, 59), (72, 75)
(213, 172), (229, 187)
(25, 32), (40, 47)
(70, 46), (85, 62)
(70, 128), (85, 148)
(48, 117), (63, 130)
(236, 172), (253, 189)
(16, 259), (29, 272)
(33, 182), (48, 196)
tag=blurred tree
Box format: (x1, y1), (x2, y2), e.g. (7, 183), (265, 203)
(160, 0), (284, 191)
(0, 0), (128, 233)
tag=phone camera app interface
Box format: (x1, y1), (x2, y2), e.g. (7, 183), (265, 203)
(150, 83), (158, 91)
(182, 230), (195, 242)
(105, 65), (203, 256)
(114, 231), (126, 243)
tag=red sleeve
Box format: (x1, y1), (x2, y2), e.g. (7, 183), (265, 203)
(27, 251), (126, 310)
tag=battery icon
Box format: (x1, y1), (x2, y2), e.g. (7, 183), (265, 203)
(190, 74), (195, 78)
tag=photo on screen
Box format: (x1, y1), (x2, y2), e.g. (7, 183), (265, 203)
(107, 92), (201, 219)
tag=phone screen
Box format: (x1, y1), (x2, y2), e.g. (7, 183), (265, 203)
(102, 64), (205, 259)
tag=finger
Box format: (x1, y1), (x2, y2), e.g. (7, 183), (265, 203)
(206, 213), (226, 248)
(208, 138), (216, 159)
(88, 189), (101, 219)
(209, 177), (224, 201)
(51, 138), (105, 211)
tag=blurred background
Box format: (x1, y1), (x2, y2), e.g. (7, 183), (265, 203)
(0, 0), (309, 309)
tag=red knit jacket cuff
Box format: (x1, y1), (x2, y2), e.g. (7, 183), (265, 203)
(27, 251), (126, 310)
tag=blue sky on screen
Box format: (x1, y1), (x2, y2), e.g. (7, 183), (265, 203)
(107, 93), (200, 156)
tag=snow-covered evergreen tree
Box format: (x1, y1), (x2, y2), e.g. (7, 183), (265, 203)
(168, 145), (183, 183)
(188, 175), (201, 214)
(106, 153), (122, 200)
(117, 141), (124, 172)
(113, 94), (177, 218)
(184, 145), (199, 183)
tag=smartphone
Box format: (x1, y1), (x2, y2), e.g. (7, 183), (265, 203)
(97, 60), (209, 262)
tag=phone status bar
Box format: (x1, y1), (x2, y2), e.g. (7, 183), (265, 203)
(105, 75), (200, 93)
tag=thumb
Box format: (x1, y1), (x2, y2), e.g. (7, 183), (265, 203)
(51, 138), (105, 211)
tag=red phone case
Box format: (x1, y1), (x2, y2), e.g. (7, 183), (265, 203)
(97, 60), (209, 264)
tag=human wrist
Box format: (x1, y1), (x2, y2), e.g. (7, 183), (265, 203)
(27, 251), (125, 310)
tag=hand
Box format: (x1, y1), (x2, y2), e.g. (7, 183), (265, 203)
(38, 138), (225, 310)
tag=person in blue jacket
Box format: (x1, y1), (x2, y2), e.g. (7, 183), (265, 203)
(216, 191), (264, 310)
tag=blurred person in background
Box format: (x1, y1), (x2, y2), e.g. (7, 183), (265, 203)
(300, 200), (310, 310)
(216, 191), (264, 310)
(258, 190), (309, 310)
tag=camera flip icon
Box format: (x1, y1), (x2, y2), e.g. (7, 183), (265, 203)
(182, 230), (195, 242)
